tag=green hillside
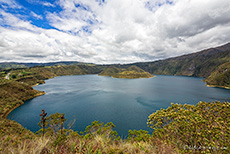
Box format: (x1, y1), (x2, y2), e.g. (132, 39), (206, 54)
(133, 43), (230, 78)
(1, 65), (103, 86)
(0, 80), (45, 118)
(204, 62), (230, 89)
(99, 65), (154, 79)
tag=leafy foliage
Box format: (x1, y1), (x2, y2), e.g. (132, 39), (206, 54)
(148, 101), (230, 153)
(128, 129), (151, 142)
(84, 121), (119, 140)
(39, 109), (47, 137)
(37, 112), (67, 136)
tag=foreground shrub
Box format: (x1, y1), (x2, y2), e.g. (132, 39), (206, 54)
(147, 101), (230, 153)
(83, 121), (119, 140)
(128, 129), (150, 142)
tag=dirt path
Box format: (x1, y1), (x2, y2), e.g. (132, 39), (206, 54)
(5, 73), (11, 80)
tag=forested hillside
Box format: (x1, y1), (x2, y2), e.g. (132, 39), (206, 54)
(99, 65), (154, 79)
(204, 62), (230, 89)
(0, 81), (45, 118)
(133, 43), (230, 78)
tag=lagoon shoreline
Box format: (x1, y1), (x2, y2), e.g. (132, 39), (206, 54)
(4, 91), (45, 119)
(3, 75), (229, 120)
(206, 84), (230, 89)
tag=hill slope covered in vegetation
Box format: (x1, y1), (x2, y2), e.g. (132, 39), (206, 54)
(204, 62), (230, 89)
(99, 65), (154, 79)
(0, 80), (45, 118)
(133, 42), (230, 78)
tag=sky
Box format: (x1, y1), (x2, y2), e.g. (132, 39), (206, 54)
(0, 0), (230, 64)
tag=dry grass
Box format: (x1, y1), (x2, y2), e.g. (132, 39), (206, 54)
(0, 132), (177, 154)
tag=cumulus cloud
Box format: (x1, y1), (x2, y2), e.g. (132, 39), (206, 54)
(0, 0), (230, 64)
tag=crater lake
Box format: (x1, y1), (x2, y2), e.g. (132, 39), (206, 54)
(8, 75), (230, 137)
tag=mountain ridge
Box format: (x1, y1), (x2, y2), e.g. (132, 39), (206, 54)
(167, 42), (230, 60)
(131, 42), (230, 78)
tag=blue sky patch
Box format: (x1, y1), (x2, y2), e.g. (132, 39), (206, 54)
(0, 0), (62, 29)
(145, 0), (174, 11)
(96, 0), (106, 6)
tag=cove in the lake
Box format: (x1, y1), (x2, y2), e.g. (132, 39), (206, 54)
(8, 75), (230, 137)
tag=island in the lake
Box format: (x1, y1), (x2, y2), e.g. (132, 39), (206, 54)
(99, 65), (154, 79)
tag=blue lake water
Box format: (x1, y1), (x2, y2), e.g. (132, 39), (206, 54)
(8, 75), (230, 137)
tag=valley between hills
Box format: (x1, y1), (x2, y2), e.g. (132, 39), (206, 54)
(0, 43), (230, 153)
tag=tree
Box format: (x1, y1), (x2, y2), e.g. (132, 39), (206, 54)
(46, 112), (67, 135)
(37, 111), (67, 136)
(38, 109), (47, 137)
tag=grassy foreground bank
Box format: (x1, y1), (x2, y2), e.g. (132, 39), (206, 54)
(0, 101), (229, 153)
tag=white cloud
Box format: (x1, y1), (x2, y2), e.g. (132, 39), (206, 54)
(42, 2), (55, 7)
(31, 11), (43, 20)
(0, 0), (230, 63)
(0, 10), (37, 31)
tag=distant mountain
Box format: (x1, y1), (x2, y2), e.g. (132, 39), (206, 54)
(99, 65), (154, 79)
(0, 63), (27, 70)
(132, 42), (230, 78)
(0, 61), (83, 69)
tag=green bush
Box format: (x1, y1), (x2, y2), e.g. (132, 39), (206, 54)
(147, 101), (230, 153)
